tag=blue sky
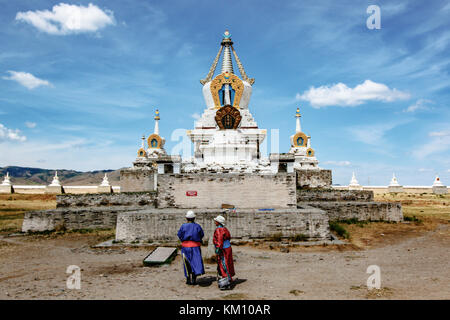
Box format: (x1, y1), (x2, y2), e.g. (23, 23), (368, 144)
(0, 0), (449, 185)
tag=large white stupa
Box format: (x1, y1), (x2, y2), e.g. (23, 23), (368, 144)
(184, 30), (269, 172)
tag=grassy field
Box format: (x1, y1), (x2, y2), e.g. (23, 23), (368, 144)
(0, 194), (56, 234)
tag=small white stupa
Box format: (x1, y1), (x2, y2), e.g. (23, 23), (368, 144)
(349, 172), (363, 190)
(388, 173), (403, 193)
(100, 173), (110, 187)
(432, 175), (448, 194)
(45, 171), (63, 194)
(433, 175), (444, 187)
(1, 172), (11, 186)
(98, 172), (113, 193)
(49, 171), (61, 186)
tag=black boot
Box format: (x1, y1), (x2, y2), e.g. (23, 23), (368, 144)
(191, 274), (197, 285)
(186, 277), (191, 285)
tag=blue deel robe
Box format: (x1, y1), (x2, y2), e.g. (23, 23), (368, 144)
(177, 222), (205, 277)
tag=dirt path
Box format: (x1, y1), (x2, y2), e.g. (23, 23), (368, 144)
(0, 224), (449, 300)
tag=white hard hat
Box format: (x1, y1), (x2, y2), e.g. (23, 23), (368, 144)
(214, 215), (226, 225)
(186, 210), (196, 219)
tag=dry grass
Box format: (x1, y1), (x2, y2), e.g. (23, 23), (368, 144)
(365, 287), (394, 299)
(221, 293), (248, 300)
(289, 289), (305, 296)
(342, 193), (450, 249)
(0, 194), (56, 233)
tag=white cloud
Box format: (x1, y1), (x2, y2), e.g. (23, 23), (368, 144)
(25, 121), (37, 129)
(0, 123), (27, 142)
(413, 130), (450, 159)
(16, 3), (115, 35)
(3, 71), (51, 89)
(296, 80), (410, 108)
(323, 160), (351, 166)
(418, 168), (432, 172)
(403, 99), (433, 113)
(348, 119), (411, 146)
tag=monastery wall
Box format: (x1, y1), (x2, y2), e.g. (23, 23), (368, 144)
(303, 201), (403, 222)
(115, 208), (329, 243)
(156, 173), (297, 209)
(21, 206), (141, 232)
(120, 168), (155, 192)
(3, 185), (120, 194)
(56, 192), (157, 208)
(297, 189), (374, 202)
(332, 186), (445, 194)
(296, 169), (332, 188)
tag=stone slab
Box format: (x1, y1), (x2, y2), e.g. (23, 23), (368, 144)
(143, 247), (178, 266)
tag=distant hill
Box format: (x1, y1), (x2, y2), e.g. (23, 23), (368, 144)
(0, 166), (123, 185)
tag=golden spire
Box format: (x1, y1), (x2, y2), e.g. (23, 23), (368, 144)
(154, 109), (160, 120)
(295, 107), (301, 118)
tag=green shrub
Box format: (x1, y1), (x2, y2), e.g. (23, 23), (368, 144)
(404, 215), (422, 223)
(290, 233), (309, 241)
(268, 232), (283, 241)
(329, 222), (350, 239)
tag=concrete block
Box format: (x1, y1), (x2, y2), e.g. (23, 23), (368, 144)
(97, 186), (113, 193)
(433, 186), (448, 194)
(45, 186), (63, 194)
(388, 186), (404, 193)
(0, 185), (13, 194)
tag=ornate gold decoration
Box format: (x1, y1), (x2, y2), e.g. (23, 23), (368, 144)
(154, 109), (160, 120)
(215, 105), (241, 130)
(306, 148), (315, 157)
(147, 134), (162, 149)
(137, 148), (147, 157)
(210, 73), (244, 109)
(293, 132), (308, 147)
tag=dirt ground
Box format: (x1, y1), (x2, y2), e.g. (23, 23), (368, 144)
(0, 193), (449, 300)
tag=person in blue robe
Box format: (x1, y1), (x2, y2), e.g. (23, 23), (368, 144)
(177, 210), (205, 285)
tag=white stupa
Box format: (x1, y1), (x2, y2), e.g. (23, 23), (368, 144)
(100, 173), (110, 187)
(349, 172), (363, 190)
(185, 30), (268, 172)
(1, 172), (11, 186)
(49, 171), (61, 187)
(288, 107), (319, 169)
(389, 173), (401, 186)
(432, 175), (448, 194)
(388, 172), (403, 192)
(433, 175), (444, 187)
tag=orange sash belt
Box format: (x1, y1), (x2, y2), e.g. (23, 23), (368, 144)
(181, 241), (201, 247)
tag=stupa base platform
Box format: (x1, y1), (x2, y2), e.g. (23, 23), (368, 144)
(115, 207), (330, 243)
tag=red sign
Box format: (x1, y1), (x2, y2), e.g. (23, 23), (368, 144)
(186, 191), (197, 196)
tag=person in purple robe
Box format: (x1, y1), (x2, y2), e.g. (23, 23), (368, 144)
(177, 210), (205, 285)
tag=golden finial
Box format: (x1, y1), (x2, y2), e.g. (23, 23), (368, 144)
(154, 109), (160, 120)
(296, 107), (301, 118)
